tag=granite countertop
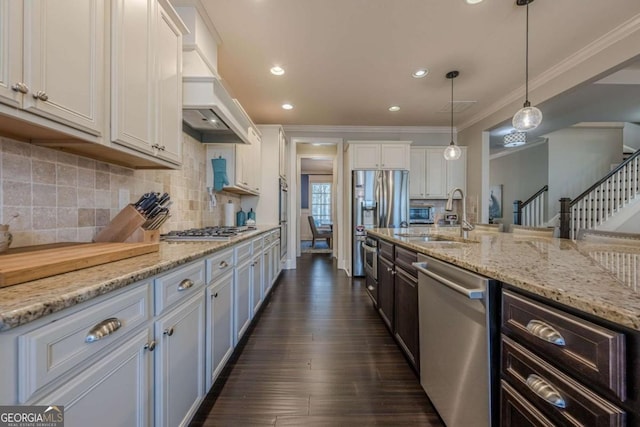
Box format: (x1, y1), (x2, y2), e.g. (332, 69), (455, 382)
(0, 225), (280, 332)
(368, 227), (640, 332)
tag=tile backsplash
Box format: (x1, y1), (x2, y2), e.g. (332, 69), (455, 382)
(0, 133), (240, 248)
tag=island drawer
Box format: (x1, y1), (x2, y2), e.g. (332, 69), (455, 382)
(206, 248), (234, 283)
(379, 239), (394, 261)
(17, 282), (151, 403)
(502, 337), (625, 427)
(500, 380), (555, 427)
(502, 290), (626, 400)
(394, 246), (417, 278)
(154, 260), (205, 315)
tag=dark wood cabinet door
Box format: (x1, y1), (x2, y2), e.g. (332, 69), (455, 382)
(501, 380), (555, 427)
(377, 255), (394, 332)
(394, 266), (419, 372)
(365, 273), (377, 307)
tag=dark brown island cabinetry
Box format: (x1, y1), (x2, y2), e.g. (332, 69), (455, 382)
(374, 238), (419, 373)
(501, 287), (640, 427)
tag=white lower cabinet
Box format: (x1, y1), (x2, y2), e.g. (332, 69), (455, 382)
(34, 328), (153, 427)
(0, 229), (282, 426)
(206, 270), (234, 389)
(234, 257), (252, 344)
(154, 292), (205, 427)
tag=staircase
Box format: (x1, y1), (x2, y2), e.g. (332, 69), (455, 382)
(513, 185), (548, 227)
(562, 150), (640, 240)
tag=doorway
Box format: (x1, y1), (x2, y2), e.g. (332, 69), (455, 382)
(300, 158), (334, 253)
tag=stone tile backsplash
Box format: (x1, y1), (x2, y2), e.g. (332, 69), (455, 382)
(0, 134), (240, 248)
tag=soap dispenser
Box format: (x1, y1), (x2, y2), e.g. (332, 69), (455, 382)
(236, 208), (246, 226)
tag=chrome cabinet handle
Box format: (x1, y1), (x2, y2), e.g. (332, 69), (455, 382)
(391, 270), (396, 275)
(386, 267), (392, 272)
(526, 374), (566, 408)
(32, 90), (48, 101)
(85, 318), (122, 343)
(144, 340), (156, 351)
(213, 292), (218, 298)
(526, 320), (566, 346)
(163, 327), (175, 336)
(11, 82), (29, 94)
(367, 285), (374, 291)
(219, 261), (229, 269)
(177, 278), (194, 291)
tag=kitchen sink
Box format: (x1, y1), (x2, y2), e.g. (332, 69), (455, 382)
(394, 233), (454, 242)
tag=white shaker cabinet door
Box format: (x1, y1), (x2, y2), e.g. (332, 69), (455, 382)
(351, 144), (381, 169)
(235, 258), (252, 344)
(0, 0), (22, 108)
(380, 144), (409, 169)
(409, 148), (427, 198)
(425, 148), (447, 198)
(23, 0), (105, 135)
(33, 329), (153, 427)
(111, 0), (155, 154)
(154, 292), (206, 427)
(206, 271), (235, 389)
(155, 3), (182, 165)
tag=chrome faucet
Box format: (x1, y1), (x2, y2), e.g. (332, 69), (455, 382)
(445, 187), (474, 239)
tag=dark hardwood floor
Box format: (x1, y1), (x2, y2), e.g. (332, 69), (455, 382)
(190, 253), (443, 426)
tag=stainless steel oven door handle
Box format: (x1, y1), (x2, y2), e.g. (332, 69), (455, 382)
(361, 242), (377, 253)
(413, 262), (484, 299)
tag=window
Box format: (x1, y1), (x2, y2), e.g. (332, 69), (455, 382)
(310, 179), (332, 225)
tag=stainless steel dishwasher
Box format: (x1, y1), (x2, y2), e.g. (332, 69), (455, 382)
(414, 254), (498, 427)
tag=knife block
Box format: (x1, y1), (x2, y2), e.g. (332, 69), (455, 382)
(94, 205), (159, 243)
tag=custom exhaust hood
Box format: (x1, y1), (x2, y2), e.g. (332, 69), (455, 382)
(177, 5), (259, 145)
(183, 75), (258, 144)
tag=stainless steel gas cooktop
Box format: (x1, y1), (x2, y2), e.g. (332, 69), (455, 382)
(162, 226), (252, 242)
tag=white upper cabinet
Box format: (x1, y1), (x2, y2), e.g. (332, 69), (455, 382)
(206, 138), (262, 196)
(155, 2), (183, 164)
(111, 0), (155, 155)
(0, 0), (104, 135)
(349, 142), (411, 170)
(279, 127), (288, 180)
(410, 147), (467, 199)
(111, 0), (186, 166)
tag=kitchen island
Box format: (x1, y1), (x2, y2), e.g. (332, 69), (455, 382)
(368, 227), (640, 331)
(368, 227), (640, 426)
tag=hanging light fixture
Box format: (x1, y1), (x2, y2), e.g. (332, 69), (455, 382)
(443, 70), (461, 161)
(503, 130), (527, 147)
(512, 0), (542, 132)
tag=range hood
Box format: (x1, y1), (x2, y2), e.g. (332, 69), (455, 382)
(183, 75), (258, 144)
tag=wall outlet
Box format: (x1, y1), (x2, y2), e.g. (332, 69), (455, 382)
(118, 189), (130, 210)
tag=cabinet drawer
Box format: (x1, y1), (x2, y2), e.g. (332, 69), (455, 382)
(18, 283), (151, 402)
(502, 290), (625, 400)
(252, 237), (263, 253)
(501, 380), (555, 427)
(394, 246), (417, 278)
(379, 239), (394, 261)
(154, 260), (205, 315)
(235, 240), (252, 264)
(206, 248), (234, 284)
(502, 336), (625, 427)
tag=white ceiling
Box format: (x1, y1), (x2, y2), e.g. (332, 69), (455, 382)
(198, 0), (640, 130)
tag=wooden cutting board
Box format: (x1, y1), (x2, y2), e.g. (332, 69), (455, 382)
(0, 242), (159, 287)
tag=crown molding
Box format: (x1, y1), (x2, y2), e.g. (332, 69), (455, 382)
(459, 12), (640, 133)
(282, 125), (452, 134)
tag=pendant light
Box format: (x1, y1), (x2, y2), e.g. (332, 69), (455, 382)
(443, 70), (461, 161)
(512, 0), (542, 132)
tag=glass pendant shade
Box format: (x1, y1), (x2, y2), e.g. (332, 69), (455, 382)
(443, 142), (462, 160)
(512, 104), (542, 131)
(503, 131), (527, 147)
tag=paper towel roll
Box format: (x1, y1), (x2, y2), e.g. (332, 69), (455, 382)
(224, 202), (235, 227)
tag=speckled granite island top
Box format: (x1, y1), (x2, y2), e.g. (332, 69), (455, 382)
(368, 227), (640, 332)
(0, 225), (280, 332)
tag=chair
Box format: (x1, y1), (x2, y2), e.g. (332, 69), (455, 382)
(576, 229), (640, 246)
(473, 223), (504, 233)
(511, 224), (555, 237)
(308, 216), (332, 248)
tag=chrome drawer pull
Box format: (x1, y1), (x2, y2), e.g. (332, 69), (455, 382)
(219, 260), (229, 269)
(526, 374), (566, 408)
(526, 320), (566, 346)
(177, 278), (194, 291)
(85, 318), (122, 343)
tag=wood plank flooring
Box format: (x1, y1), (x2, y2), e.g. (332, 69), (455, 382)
(190, 253), (443, 426)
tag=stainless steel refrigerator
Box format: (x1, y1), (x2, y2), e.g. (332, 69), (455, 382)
(352, 170), (409, 277)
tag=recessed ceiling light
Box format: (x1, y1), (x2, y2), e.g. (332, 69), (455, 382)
(388, 106), (400, 112)
(412, 69), (429, 78)
(270, 66), (285, 76)
(465, 0), (483, 4)
(282, 103), (293, 110)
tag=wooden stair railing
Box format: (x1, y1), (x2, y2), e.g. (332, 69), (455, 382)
(559, 150), (640, 239)
(513, 185), (548, 227)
